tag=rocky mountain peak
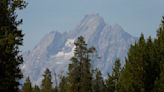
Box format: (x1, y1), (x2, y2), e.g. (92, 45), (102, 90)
(22, 14), (136, 86)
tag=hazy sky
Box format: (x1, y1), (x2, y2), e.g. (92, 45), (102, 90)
(19, 0), (164, 51)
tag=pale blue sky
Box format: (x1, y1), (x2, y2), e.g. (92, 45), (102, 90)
(19, 0), (164, 51)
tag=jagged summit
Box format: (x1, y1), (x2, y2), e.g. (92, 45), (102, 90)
(80, 14), (105, 27)
(70, 14), (106, 41)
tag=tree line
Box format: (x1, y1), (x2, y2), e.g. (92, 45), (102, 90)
(1, 0), (164, 92)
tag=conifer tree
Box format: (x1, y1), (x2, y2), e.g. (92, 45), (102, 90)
(106, 74), (115, 92)
(143, 37), (160, 92)
(41, 68), (53, 92)
(152, 16), (164, 92)
(22, 77), (32, 92)
(32, 85), (40, 92)
(119, 34), (161, 92)
(80, 52), (93, 92)
(67, 36), (95, 92)
(0, 0), (26, 91)
(53, 87), (58, 92)
(92, 69), (106, 92)
(113, 59), (121, 92)
(153, 67), (164, 92)
(106, 59), (121, 92)
(58, 76), (68, 92)
(117, 17), (164, 92)
(119, 35), (146, 92)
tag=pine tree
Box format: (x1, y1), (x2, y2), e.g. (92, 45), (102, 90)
(67, 56), (80, 92)
(152, 16), (164, 92)
(153, 66), (164, 92)
(58, 76), (68, 92)
(119, 35), (146, 92)
(119, 33), (161, 92)
(113, 59), (121, 92)
(53, 87), (58, 92)
(32, 85), (40, 92)
(144, 37), (160, 92)
(92, 69), (106, 92)
(106, 59), (121, 92)
(41, 68), (53, 92)
(22, 77), (32, 92)
(80, 52), (93, 92)
(0, 0), (26, 92)
(67, 36), (95, 92)
(106, 74), (115, 92)
(116, 17), (164, 92)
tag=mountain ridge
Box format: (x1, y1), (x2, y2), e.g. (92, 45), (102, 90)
(22, 14), (136, 86)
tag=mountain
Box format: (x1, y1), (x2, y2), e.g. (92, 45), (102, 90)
(22, 14), (136, 86)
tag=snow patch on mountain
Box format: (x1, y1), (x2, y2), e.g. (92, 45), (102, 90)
(53, 39), (75, 58)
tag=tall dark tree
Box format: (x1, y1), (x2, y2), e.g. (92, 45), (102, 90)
(119, 33), (161, 92)
(67, 56), (80, 92)
(58, 76), (68, 92)
(106, 16), (164, 92)
(53, 87), (58, 92)
(106, 59), (121, 92)
(92, 69), (106, 92)
(119, 35), (147, 92)
(143, 37), (160, 92)
(152, 16), (164, 92)
(0, 0), (26, 92)
(22, 77), (32, 92)
(41, 68), (53, 92)
(67, 36), (95, 92)
(153, 68), (164, 92)
(106, 74), (115, 92)
(32, 85), (40, 92)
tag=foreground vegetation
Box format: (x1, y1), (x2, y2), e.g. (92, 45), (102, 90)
(0, 0), (26, 92)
